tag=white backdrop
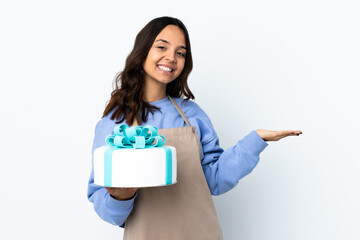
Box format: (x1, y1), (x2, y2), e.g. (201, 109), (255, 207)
(1, 0), (359, 239)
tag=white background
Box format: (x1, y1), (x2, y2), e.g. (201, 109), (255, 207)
(1, 0), (359, 239)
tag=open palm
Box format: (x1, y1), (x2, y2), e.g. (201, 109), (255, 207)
(256, 129), (302, 142)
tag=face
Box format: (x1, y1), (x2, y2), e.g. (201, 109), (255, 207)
(142, 25), (187, 86)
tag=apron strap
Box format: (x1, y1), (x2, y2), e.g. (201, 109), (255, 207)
(132, 96), (192, 127)
(168, 96), (192, 127)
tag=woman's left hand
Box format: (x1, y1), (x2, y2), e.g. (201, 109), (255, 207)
(255, 129), (302, 142)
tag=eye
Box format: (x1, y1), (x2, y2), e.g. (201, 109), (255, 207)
(157, 46), (166, 50)
(177, 52), (185, 57)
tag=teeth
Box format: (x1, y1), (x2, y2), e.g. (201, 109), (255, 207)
(158, 65), (172, 72)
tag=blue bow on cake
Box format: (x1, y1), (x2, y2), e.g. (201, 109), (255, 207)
(105, 124), (166, 149)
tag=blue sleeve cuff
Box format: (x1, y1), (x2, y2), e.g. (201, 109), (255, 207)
(106, 191), (138, 210)
(241, 130), (268, 156)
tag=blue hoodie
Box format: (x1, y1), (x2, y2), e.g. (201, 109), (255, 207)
(87, 96), (268, 227)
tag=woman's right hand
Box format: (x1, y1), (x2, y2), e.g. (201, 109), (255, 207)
(105, 187), (138, 201)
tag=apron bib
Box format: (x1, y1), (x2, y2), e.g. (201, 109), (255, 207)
(123, 96), (223, 240)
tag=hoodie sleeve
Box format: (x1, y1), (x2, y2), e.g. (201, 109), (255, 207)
(186, 101), (268, 195)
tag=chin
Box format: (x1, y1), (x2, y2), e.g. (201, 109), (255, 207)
(157, 78), (176, 85)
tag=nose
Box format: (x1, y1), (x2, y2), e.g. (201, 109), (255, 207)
(165, 51), (177, 63)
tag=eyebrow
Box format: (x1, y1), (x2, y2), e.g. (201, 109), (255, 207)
(155, 39), (187, 50)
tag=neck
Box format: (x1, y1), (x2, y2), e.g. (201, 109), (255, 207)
(144, 79), (167, 103)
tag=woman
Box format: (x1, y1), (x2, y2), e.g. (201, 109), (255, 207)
(87, 16), (302, 239)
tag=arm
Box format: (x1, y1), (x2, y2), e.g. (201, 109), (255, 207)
(87, 119), (137, 227)
(183, 101), (268, 196)
(201, 127), (302, 195)
(200, 128), (268, 195)
(182, 100), (301, 196)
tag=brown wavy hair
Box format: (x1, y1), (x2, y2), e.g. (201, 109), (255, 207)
(102, 16), (195, 125)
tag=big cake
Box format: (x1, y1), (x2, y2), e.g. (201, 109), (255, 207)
(93, 124), (177, 188)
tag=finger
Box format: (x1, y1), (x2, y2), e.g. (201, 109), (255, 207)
(282, 130), (302, 135)
(276, 130), (298, 139)
(278, 130), (293, 137)
(284, 131), (303, 138)
(105, 187), (115, 192)
(104, 187), (114, 194)
(290, 130), (302, 136)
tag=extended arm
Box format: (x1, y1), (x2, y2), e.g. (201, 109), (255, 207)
(201, 129), (268, 195)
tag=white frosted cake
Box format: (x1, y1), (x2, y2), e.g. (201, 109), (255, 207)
(93, 124), (177, 188)
(93, 146), (177, 187)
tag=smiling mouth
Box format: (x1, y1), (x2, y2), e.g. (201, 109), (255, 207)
(157, 65), (174, 72)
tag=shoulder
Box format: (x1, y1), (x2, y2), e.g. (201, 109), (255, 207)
(173, 97), (217, 143)
(94, 108), (119, 135)
(173, 97), (209, 120)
